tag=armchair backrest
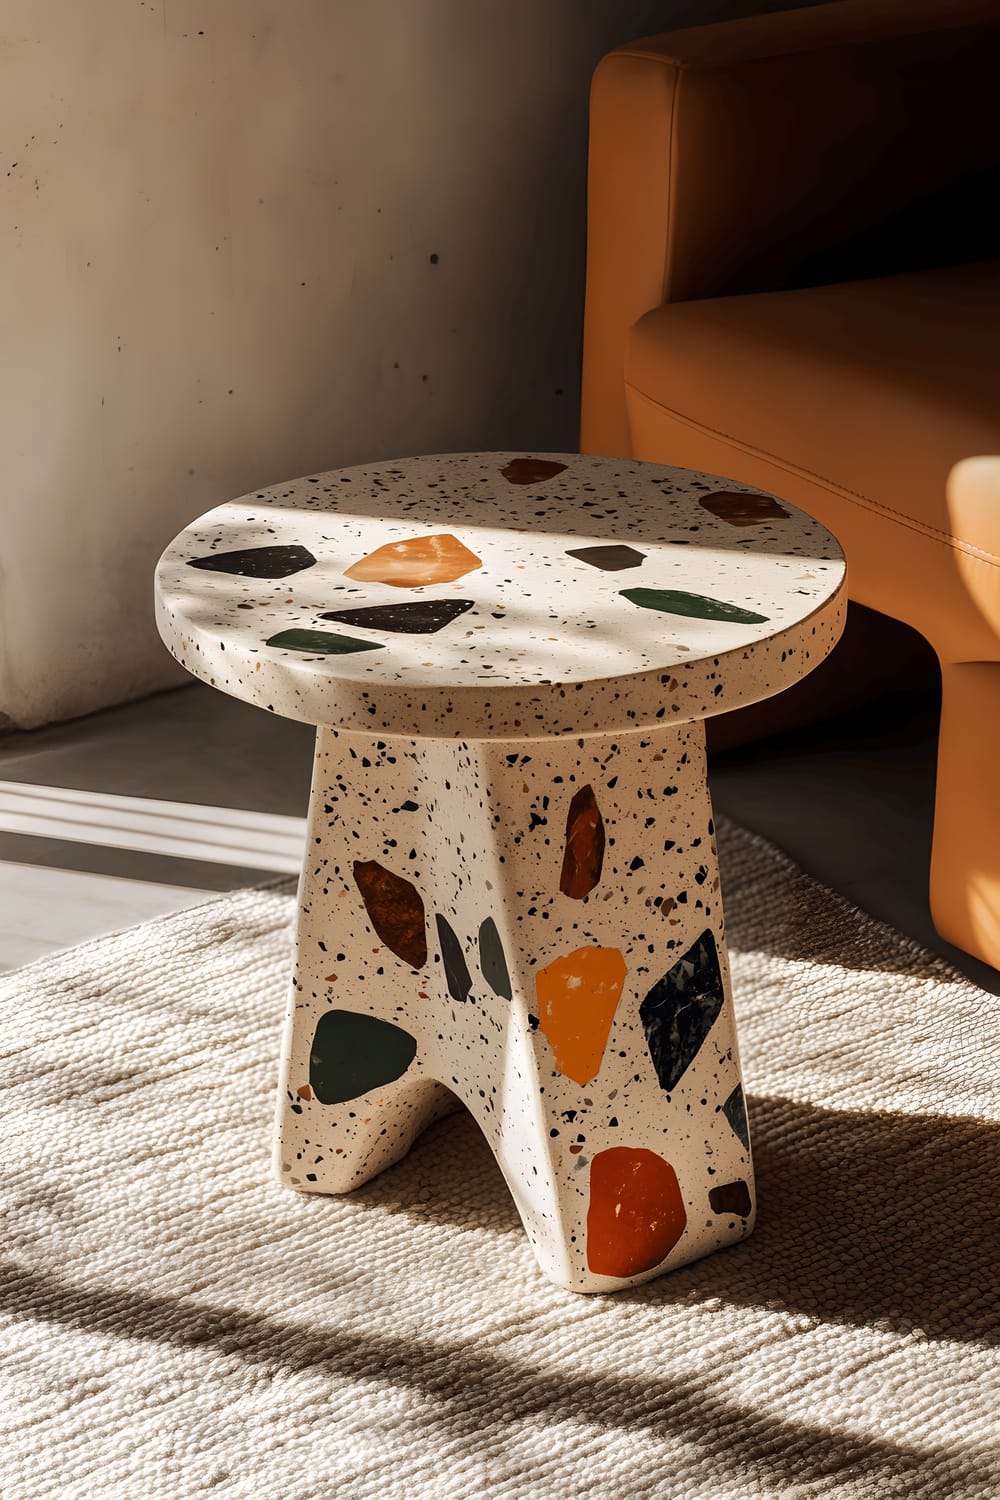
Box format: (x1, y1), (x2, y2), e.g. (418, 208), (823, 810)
(581, 0), (1000, 457)
(659, 12), (1000, 302)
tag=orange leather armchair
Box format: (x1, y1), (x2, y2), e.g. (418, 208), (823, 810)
(580, 0), (1000, 969)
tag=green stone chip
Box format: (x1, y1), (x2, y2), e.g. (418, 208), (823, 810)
(620, 588), (768, 625)
(265, 628), (383, 655)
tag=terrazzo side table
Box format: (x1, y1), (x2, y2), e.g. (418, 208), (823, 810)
(155, 451), (846, 1293)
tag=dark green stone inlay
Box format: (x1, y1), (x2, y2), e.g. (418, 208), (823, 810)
(640, 928), (726, 1093)
(436, 914), (472, 1003)
(320, 599), (474, 634)
(188, 544), (316, 578)
(566, 544), (645, 571)
(309, 1008), (417, 1104)
(478, 916), (512, 1000)
(265, 628), (382, 655)
(721, 1083), (749, 1148)
(620, 588), (768, 625)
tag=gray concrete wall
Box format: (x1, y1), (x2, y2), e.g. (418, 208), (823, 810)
(0, 0), (807, 729)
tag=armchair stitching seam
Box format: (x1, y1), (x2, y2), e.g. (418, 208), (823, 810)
(625, 384), (1000, 570)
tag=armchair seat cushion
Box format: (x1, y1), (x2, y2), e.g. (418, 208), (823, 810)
(625, 260), (1000, 657)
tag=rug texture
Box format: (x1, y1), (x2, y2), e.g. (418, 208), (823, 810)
(1, 817), (997, 1500)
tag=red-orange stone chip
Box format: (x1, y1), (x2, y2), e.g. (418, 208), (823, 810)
(343, 534), (481, 588)
(500, 457), (568, 485)
(560, 784), (605, 898)
(587, 1147), (687, 1278)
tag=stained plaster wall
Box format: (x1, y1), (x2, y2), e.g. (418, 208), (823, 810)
(0, 0), (805, 730)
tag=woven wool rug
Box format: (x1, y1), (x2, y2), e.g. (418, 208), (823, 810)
(1, 816), (997, 1500)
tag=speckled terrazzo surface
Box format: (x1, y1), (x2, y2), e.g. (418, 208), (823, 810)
(155, 452), (846, 738)
(279, 720), (750, 1291)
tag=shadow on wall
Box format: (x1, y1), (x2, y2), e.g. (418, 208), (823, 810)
(0, 0), (818, 736)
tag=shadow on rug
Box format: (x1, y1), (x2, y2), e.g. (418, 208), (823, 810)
(1, 815), (996, 1500)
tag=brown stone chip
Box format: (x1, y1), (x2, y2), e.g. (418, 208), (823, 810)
(708, 1179), (753, 1216)
(500, 457), (568, 485)
(700, 490), (789, 526)
(560, 784), (606, 899)
(352, 860), (428, 968)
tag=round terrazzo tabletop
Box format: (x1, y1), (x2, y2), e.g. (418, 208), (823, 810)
(154, 452), (846, 739)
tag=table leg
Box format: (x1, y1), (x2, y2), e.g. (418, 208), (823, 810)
(275, 721), (754, 1291)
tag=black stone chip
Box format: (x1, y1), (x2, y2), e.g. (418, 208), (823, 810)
(566, 544), (646, 571)
(187, 544), (317, 578)
(640, 928), (726, 1094)
(436, 914), (473, 1003)
(320, 599), (475, 634)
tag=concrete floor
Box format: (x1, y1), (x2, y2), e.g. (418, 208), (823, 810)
(0, 679), (997, 993)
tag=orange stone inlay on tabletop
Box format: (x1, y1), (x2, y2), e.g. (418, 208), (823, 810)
(343, 534), (481, 588)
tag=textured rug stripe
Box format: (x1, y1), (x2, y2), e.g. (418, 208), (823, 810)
(1, 818), (997, 1500)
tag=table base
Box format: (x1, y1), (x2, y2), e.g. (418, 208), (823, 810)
(275, 722), (754, 1292)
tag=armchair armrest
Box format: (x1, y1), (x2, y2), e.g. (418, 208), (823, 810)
(580, 0), (1000, 458)
(947, 457), (1000, 639)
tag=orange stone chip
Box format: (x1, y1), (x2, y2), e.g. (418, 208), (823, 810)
(534, 946), (627, 1085)
(587, 1147), (687, 1278)
(343, 533), (481, 588)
